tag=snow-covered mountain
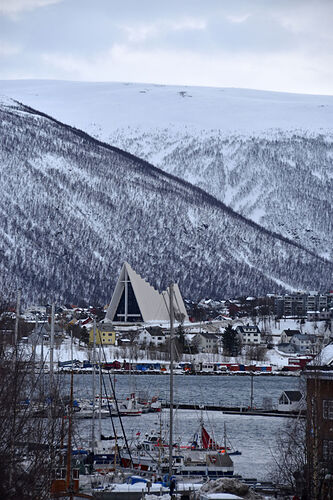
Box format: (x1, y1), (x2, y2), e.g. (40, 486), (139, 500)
(1, 80), (332, 260)
(1, 97), (332, 304)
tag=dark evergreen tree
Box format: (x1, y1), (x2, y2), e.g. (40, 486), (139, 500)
(222, 324), (242, 356)
(80, 326), (89, 346)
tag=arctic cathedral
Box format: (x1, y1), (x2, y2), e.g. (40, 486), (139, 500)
(105, 262), (188, 324)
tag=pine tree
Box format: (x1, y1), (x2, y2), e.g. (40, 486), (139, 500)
(222, 324), (241, 356)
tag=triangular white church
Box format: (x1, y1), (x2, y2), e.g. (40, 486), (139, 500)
(105, 262), (189, 324)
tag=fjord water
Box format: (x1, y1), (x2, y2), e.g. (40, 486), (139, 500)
(67, 374), (301, 480)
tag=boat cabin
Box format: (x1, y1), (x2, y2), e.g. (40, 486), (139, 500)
(50, 466), (80, 495)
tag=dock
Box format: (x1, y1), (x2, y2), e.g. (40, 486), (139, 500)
(162, 402), (305, 418)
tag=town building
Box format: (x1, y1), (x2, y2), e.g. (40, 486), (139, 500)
(304, 353), (333, 498)
(89, 324), (116, 345)
(235, 325), (261, 345)
(192, 332), (219, 353)
(280, 328), (300, 344)
(274, 291), (333, 318)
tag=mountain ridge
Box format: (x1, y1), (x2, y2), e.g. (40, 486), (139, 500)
(1, 80), (332, 261)
(15, 98), (330, 262)
(1, 97), (332, 304)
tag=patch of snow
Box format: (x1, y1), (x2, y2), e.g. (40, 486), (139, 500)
(311, 344), (333, 365)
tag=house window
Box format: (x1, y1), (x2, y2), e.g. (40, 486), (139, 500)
(323, 400), (333, 420)
(323, 440), (333, 461)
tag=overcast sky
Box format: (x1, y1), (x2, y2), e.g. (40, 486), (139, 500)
(0, 0), (332, 95)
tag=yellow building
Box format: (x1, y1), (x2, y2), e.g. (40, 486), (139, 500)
(89, 324), (116, 345)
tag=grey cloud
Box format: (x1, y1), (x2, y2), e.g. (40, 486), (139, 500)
(124, 13), (299, 55)
(0, 0), (332, 93)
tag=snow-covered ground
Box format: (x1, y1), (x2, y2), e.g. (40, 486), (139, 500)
(310, 344), (333, 365)
(21, 337), (298, 370)
(18, 314), (331, 371)
(0, 80), (333, 136)
(256, 317), (330, 336)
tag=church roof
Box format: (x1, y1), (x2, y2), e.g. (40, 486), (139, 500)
(105, 262), (189, 324)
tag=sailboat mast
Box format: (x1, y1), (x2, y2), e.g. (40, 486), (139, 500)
(91, 319), (96, 454)
(124, 266), (128, 322)
(168, 282), (175, 477)
(66, 332), (74, 495)
(41, 329), (44, 394)
(250, 371), (254, 410)
(98, 342), (102, 439)
(50, 302), (55, 388)
(14, 288), (21, 348)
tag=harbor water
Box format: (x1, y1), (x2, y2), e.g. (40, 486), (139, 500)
(64, 373), (302, 481)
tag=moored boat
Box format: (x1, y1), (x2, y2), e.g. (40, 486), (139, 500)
(120, 432), (235, 478)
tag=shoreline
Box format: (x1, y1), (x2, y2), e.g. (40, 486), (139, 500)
(52, 368), (300, 377)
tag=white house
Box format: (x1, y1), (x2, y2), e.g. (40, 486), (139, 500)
(193, 332), (219, 353)
(280, 328), (300, 344)
(136, 327), (167, 347)
(235, 325), (261, 345)
(289, 333), (317, 353)
(278, 391), (305, 412)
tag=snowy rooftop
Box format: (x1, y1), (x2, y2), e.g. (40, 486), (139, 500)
(310, 344), (333, 366)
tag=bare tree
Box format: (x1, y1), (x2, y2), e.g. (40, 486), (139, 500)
(0, 342), (65, 499)
(269, 416), (307, 494)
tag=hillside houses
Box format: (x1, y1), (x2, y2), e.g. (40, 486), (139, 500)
(2, 280), (332, 370)
(307, 309), (333, 321)
(289, 333), (317, 353)
(280, 328), (301, 343)
(278, 332), (318, 354)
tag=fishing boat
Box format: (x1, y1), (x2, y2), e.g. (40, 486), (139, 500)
(192, 420), (241, 456)
(75, 395), (143, 417)
(95, 394), (143, 416)
(120, 429), (234, 478)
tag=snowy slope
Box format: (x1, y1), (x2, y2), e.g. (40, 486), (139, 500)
(1, 80), (332, 260)
(1, 97), (332, 304)
(1, 80), (333, 133)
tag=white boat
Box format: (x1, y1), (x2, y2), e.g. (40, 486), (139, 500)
(94, 394), (143, 416)
(120, 433), (234, 478)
